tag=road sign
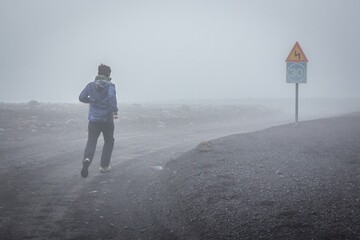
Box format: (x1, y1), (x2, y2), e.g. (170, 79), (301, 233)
(285, 42), (309, 123)
(286, 62), (307, 83)
(286, 42), (308, 62)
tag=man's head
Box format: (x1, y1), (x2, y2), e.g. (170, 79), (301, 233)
(98, 64), (111, 77)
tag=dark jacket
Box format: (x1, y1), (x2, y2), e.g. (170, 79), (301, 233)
(79, 75), (118, 122)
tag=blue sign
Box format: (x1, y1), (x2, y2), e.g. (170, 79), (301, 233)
(286, 62), (307, 83)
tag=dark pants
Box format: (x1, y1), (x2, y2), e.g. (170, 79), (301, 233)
(83, 121), (115, 168)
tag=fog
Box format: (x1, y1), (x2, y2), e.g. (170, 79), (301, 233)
(0, 0), (359, 103)
(1, 2), (360, 238)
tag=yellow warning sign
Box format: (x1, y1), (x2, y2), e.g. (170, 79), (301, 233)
(286, 42), (308, 62)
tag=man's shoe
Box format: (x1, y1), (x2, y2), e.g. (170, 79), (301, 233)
(81, 158), (91, 178)
(100, 165), (111, 173)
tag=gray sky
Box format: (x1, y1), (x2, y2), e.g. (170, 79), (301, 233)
(0, 0), (359, 103)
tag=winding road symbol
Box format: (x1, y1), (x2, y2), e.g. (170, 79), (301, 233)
(286, 42), (308, 62)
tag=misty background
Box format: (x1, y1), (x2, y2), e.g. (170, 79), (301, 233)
(0, 0), (359, 103)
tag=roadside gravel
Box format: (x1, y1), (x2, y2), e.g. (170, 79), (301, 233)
(150, 113), (360, 239)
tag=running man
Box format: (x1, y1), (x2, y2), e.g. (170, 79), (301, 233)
(79, 64), (118, 178)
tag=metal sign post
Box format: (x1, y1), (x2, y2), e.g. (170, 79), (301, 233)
(295, 83), (299, 122)
(286, 42), (308, 123)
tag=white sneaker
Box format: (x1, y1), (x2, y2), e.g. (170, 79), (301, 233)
(100, 166), (111, 173)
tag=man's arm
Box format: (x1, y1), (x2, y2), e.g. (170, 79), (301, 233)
(108, 84), (118, 115)
(79, 84), (90, 103)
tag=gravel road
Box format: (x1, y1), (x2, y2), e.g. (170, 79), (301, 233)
(1, 103), (359, 240)
(0, 103), (286, 240)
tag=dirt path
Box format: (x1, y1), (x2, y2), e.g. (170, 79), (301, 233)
(0, 111), (291, 240)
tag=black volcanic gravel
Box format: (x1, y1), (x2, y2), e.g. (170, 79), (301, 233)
(149, 113), (360, 240)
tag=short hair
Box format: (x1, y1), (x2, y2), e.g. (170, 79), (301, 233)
(98, 64), (111, 77)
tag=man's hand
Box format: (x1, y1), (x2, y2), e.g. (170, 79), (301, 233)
(113, 112), (119, 119)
